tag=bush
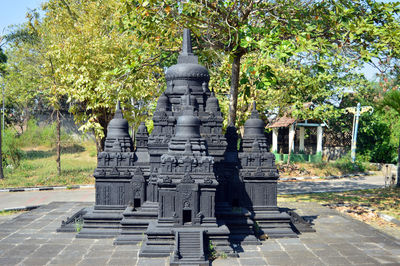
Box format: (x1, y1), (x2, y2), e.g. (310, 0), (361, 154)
(333, 153), (365, 173)
(2, 128), (23, 167)
(357, 112), (398, 163)
(18, 119), (72, 148)
(1, 120), (78, 169)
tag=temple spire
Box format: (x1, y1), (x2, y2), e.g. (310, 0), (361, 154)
(181, 28), (193, 56)
(114, 100), (124, 119)
(177, 28), (198, 64)
(250, 101), (259, 119)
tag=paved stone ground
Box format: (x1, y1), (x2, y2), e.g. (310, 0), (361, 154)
(0, 189), (94, 211)
(0, 201), (399, 265)
(0, 175), (386, 211)
(278, 175), (385, 194)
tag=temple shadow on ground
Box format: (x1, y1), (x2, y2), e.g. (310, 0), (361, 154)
(23, 144), (85, 160)
(278, 180), (382, 194)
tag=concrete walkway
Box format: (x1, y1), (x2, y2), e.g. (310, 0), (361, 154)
(0, 189), (94, 211)
(0, 201), (399, 265)
(0, 175), (387, 211)
(278, 175), (385, 194)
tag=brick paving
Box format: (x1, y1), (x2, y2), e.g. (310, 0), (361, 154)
(0, 201), (399, 265)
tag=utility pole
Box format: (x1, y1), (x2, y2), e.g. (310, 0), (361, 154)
(346, 103), (373, 163)
(0, 44), (6, 179)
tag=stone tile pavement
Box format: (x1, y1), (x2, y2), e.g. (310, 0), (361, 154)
(0, 201), (399, 265)
(0, 175), (387, 212)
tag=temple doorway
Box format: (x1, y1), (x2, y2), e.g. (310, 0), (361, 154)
(183, 210), (192, 224)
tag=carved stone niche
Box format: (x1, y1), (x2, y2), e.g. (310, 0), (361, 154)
(130, 167), (146, 208)
(176, 181), (199, 226)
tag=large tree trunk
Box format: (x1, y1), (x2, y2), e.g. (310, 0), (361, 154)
(96, 135), (106, 153)
(95, 110), (111, 153)
(228, 53), (242, 125)
(22, 105), (30, 134)
(56, 109), (61, 176)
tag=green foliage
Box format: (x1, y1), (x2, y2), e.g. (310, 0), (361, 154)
(129, 0), (400, 127)
(253, 221), (262, 236)
(382, 90), (400, 115)
(0, 210), (24, 216)
(40, 0), (165, 146)
(333, 153), (366, 173)
(75, 217), (84, 232)
(1, 120), (79, 171)
(358, 112), (398, 163)
(18, 119), (72, 148)
(2, 0), (400, 158)
(2, 128), (23, 168)
(325, 81), (400, 164)
(0, 47), (7, 75)
(208, 240), (217, 260)
(0, 140), (96, 188)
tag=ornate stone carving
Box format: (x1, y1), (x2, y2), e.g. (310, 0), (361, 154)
(75, 28), (295, 264)
(181, 173), (195, 183)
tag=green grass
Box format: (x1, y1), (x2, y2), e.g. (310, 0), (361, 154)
(278, 187), (400, 220)
(0, 210), (25, 216)
(0, 141), (97, 188)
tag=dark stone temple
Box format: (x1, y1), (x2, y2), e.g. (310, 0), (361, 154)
(68, 29), (298, 265)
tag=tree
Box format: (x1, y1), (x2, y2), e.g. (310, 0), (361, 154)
(3, 26), (45, 133)
(38, 0), (167, 151)
(382, 90), (400, 187)
(4, 0), (400, 158)
(6, 14), (66, 175)
(130, 0), (400, 127)
(3, 0), (169, 153)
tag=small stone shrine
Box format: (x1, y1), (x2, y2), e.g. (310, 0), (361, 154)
(67, 29), (297, 265)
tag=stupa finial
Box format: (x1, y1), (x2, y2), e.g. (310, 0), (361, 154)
(250, 101), (260, 119)
(178, 28), (198, 64)
(182, 28), (193, 56)
(114, 100), (123, 119)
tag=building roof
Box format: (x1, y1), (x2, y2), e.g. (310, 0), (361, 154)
(268, 116), (296, 128)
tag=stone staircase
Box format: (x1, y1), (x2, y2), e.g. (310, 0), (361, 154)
(170, 229), (208, 266)
(77, 207), (123, 238)
(219, 208), (260, 245)
(114, 202), (158, 245)
(254, 209), (298, 238)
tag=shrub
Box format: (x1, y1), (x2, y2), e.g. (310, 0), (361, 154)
(2, 128), (23, 167)
(18, 119), (73, 148)
(333, 153), (365, 173)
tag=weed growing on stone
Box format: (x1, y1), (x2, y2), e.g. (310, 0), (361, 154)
(74, 217), (83, 232)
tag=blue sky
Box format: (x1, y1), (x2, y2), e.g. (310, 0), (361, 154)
(0, 0), (43, 35)
(1, 0), (395, 80)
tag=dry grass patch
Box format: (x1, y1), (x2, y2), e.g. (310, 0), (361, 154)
(279, 187), (400, 233)
(0, 141), (97, 188)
